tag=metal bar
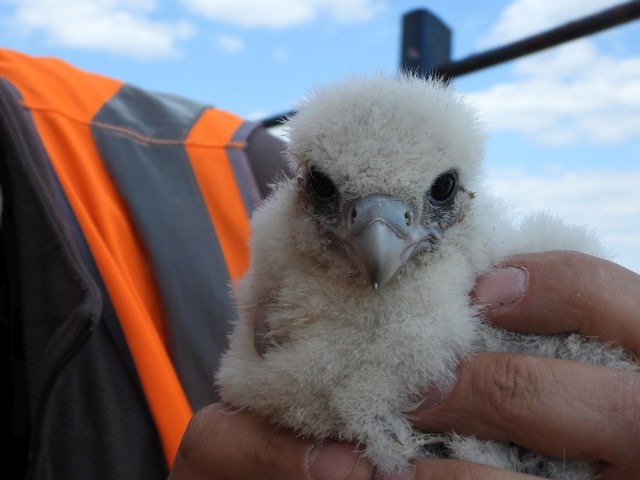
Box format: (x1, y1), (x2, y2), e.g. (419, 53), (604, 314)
(261, 0), (640, 127)
(438, 0), (640, 78)
(261, 110), (294, 129)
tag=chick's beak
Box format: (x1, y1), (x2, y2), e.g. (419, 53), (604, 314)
(328, 195), (442, 291)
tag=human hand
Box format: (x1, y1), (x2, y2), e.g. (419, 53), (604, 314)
(167, 402), (374, 480)
(409, 251), (640, 479)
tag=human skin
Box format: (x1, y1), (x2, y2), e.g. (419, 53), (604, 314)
(408, 251), (640, 480)
(168, 251), (640, 480)
(167, 402), (374, 480)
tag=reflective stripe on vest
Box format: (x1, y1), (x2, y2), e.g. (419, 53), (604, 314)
(0, 48), (260, 467)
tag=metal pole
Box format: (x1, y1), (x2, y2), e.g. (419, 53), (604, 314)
(261, 0), (640, 128)
(400, 9), (451, 78)
(438, 0), (640, 78)
(260, 110), (295, 129)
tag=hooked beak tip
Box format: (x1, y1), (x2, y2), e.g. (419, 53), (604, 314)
(327, 195), (443, 292)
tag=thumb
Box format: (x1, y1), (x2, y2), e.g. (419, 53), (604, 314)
(473, 251), (640, 356)
(168, 403), (373, 480)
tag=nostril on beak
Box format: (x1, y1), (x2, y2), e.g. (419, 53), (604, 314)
(404, 210), (413, 227)
(348, 206), (358, 228)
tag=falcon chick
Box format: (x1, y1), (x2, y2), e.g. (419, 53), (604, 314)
(216, 74), (636, 478)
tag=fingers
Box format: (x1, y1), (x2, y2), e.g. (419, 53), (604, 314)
(168, 403), (373, 480)
(413, 459), (538, 480)
(412, 353), (640, 469)
(421, 252), (640, 479)
(473, 251), (640, 356)
(375, 461), (537, 480)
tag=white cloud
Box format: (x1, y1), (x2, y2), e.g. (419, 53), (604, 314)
(180, 0), (384, 29)
(215, 33), (244, 52)
(7, 0), (194, 59)
(486, 167), (640, 272)
(465, 0), (640, 147)
(482, 0), (624, 46)
(467, 41), (640, 145)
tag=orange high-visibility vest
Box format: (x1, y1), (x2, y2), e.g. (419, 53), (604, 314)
(0, 48), (261, 468)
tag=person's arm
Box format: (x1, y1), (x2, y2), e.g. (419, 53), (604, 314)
(411, 251), (640, 480)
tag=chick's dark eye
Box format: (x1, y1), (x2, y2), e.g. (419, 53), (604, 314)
(429, 171), (457, 205)
(308, 166), (337, 202)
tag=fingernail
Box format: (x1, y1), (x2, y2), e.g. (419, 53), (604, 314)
(413, 374), (456, 411)
(307, 443), (359, 480)
(374, 466), (415, 480)
(474, 267), (528, 310)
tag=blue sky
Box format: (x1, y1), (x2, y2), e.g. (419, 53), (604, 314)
(1, 0), (639, 271)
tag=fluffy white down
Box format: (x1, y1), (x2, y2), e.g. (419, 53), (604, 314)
(216, 75), (635, 477)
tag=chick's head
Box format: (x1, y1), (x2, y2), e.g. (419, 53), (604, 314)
(285, 75), (486, 290)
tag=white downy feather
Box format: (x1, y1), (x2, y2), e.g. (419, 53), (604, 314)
(216, 74), (635, 477)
